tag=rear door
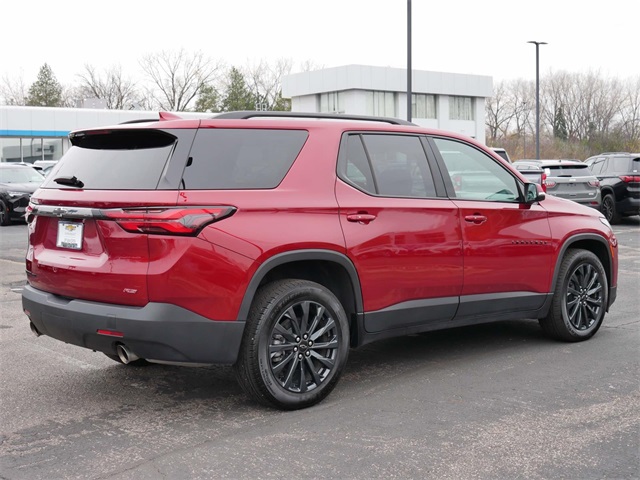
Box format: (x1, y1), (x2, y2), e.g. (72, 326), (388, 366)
(335, 133), (463, 333)
(27, 128), (195, 306)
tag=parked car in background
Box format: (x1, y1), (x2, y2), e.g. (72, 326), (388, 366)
(513, 161), (547, 192)
(515, 159), (601, 209)
(0, 163), (44, 226)
(491, 147), (512, 163)
(22, 111), (618, 410)
(584, 152), (640, 223)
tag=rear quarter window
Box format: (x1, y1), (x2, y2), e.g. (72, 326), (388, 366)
(182, 129), (308, 189)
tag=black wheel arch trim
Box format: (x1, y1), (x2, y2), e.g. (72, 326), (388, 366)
(236, 249), (364, 321)
(551, 233), (615, 308)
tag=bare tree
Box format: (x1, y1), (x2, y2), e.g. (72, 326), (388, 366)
(618, 77), (640, 145)
(1, 74), (28, 105)
(140, 49), (222, 111)
(485, 80), (516, 144)
(77, 65), (140, 109)
(245, 58), (293, 110)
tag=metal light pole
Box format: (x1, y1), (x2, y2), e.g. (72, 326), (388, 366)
(407, 0), (412, 122)
(522, 101), (527, 159)
(527, 41), (547, 160)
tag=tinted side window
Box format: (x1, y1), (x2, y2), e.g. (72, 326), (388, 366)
(343, 135), (375, 194)
(361, 134), (436, 198)
(610, 156), (632, 173)
(433, 138), (519, 202)
(183, 129), (308, 189)
(587, 158), (604, 175)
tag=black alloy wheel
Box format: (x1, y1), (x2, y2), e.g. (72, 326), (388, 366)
(563, 261), (604, 332)
(268, 300), (338, 394)
(601, 194), (619, 224)
(540, 249), (608, 342)
(235, 279), (350, 410)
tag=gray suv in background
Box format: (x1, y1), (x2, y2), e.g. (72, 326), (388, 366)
(514, 160), (601, 209)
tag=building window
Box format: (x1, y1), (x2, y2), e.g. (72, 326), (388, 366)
(0, 137), (66, 163)
(365, 91), (396, 117)
(449, 96), (474, 120)
(412, 94), (437, 119)
(0, 137), (23, 162)
(319, 92), (344, 113)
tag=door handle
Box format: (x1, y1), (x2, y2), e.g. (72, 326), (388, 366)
(464, 214), (487, 225)
(346, 213), (377, 224)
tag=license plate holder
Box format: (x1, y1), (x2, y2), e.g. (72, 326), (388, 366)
(56, 221), (84, 250)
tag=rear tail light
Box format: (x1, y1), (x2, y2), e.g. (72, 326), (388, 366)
(544, 177), (556, 189)
(588, 180), (600, 187)
(619, 175), (640, 183)
(541, 172), (548, 192)
(100, 206), (236, 235)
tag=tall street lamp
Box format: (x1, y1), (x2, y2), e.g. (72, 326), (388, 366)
(527, 40), (547, 160)
(407, 0), (412, 122)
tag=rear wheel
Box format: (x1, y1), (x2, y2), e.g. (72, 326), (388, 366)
(540, 249), (607, 342)
(235, 279), (350, 410)
(0, 200), (11, 226)
(601, 193), (620, 224)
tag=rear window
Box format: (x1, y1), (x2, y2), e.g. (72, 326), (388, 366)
(182, 129), (308, 189)
(609, 156), (636, 173)
(544, 164), (591, 177)
(41, 130), (176, 190)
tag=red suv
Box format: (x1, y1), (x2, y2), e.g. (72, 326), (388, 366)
(22, 112), (618, 410)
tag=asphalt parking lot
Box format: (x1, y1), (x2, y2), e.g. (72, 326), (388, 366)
(1, 219), (638, 480)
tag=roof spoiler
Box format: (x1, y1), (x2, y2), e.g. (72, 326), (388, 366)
(118, 111), (183, 125)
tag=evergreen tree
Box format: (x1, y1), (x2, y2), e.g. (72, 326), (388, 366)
(220, 67), (255, 112)
(194, 83), (220, 112)
(553, 106), (568, 140)
(26, 64), (63, 107)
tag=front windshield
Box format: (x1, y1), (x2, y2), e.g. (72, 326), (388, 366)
(0, 167), (44, 183)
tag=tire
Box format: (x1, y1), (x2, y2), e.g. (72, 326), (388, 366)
(234, 279), (350, 410)
(103, 353), (150, 367)
(601, 193), (620, 224)
(0, 200), (11, 226)
(540, 249), (608, 342)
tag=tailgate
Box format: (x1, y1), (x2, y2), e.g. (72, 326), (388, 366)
(27, 191), (180, 306)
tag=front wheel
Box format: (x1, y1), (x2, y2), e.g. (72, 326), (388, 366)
(540, 249), (608, 342)
(234, 279), (350, 410)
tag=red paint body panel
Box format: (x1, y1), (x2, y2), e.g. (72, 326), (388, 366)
(453, 200), (553, 295)
(336, 180), (463, 312)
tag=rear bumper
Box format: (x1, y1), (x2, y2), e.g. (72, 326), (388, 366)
(22, 285), (245, 365)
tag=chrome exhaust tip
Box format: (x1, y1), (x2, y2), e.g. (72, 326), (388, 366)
(29, 322), (41, 337)
(116, 344), (139, 364)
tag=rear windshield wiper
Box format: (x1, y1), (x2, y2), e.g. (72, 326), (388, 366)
(54, 176), (85, 188)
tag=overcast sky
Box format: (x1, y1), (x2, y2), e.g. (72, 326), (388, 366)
(1, 0), (638, 88)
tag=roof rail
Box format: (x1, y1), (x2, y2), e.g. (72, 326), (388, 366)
(213, 111), (417, 126)
(599, 152), (629, 155)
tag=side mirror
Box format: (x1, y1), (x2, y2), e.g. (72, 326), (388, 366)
(524, 182), (545, 203)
